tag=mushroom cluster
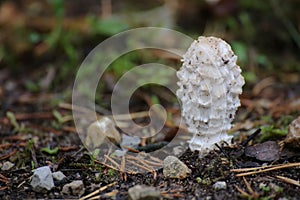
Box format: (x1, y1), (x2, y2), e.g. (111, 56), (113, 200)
(176, 36), (245, 156)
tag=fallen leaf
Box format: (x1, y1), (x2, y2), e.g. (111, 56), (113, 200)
(245, 141), (280, 162)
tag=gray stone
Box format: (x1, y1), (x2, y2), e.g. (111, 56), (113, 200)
(52, 171), (66, 181)
(85, 117), (121, 148)
(114, 149), (127, 157)
(30, 166), (54, 192)
(259, 183), (267, 189)
(285, 116), (300, 148)
(121, 134), (141, 149)
(163, 156), (191, 179)
(1, 161), (14, 171)
(278, 198), (289, 200)
(173, 146), (184, 156)
(62, 180), (85, 197)
(114, 134), (142, 157)
(213, 181), (227, 190)
(128, 185), (161, 200)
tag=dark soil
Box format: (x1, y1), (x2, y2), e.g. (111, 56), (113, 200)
(1, 109), (300, 199)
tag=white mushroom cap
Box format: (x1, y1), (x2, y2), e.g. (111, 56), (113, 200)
(177, 36), (245, 156)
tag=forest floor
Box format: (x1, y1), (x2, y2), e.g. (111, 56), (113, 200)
(0, 68), (300, 199)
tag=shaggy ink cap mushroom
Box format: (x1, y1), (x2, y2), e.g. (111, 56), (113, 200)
(176, 36), (245, 157)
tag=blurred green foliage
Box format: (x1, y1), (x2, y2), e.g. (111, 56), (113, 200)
(258, 114), (295, 141)
(87, 15), (128, 36)
(0, 0), (299, 90)
(41, 146), (59, 155)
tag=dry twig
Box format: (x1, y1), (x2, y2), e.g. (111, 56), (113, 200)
(0, 149), (17, 160)
(231, 162), (300, 177)
(276, 175), (300, 187)
(79, 182), (117, 200)
(243, 177), (259, 198)
(0, 174), (9, 184)
(94, 160), (119, 172)
(235, 185), (250, 197)
(120, 156), (127, 181)
(104, 155), (121, 170)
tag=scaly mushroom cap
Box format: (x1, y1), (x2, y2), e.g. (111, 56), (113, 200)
(176, 36), (245, 156)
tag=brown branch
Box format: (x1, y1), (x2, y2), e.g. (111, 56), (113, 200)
(232, 162), (300, 177)
(276, 175), (300, 187)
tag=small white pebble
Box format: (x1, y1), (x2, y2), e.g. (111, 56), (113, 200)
(213, 181), (227, 190)
(61, 180), (85, 197)
(163, 156), (191, 179)
(1, 161), (14, 171)
(259, 183), (267, 189)
(52, 171), (66, 181)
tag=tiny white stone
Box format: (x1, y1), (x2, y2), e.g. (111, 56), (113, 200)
(163, 156), (191, 179)
(52, 171), (66, 181)
(128, 185), (161, 200)
(213, 181), (227, 190)
(85, 117), (121, 148)
(95, 173), (100, 179)
(259, 183), (267, 189)
(62, 180), (85, 197)
(1, 161), (14, 171)
(120, 134), (141, 149)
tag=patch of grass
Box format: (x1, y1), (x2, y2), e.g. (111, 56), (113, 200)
(259, 125), (288, 141)
(52, 110), (72, 127)
(25, 139), (35, 169)
(41, 147), (59, 155)
(107, 169), (117, 177)
(24, 80), (40, 93)
(6, 111), (27, 133)
(196, 177), (212, 185)
(70, 162), (103, 171)
(276, 115), (295, 127)
(90, 149), (100, 166)
(87, 15), (128, 36)
(261, 185), (271, 192)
